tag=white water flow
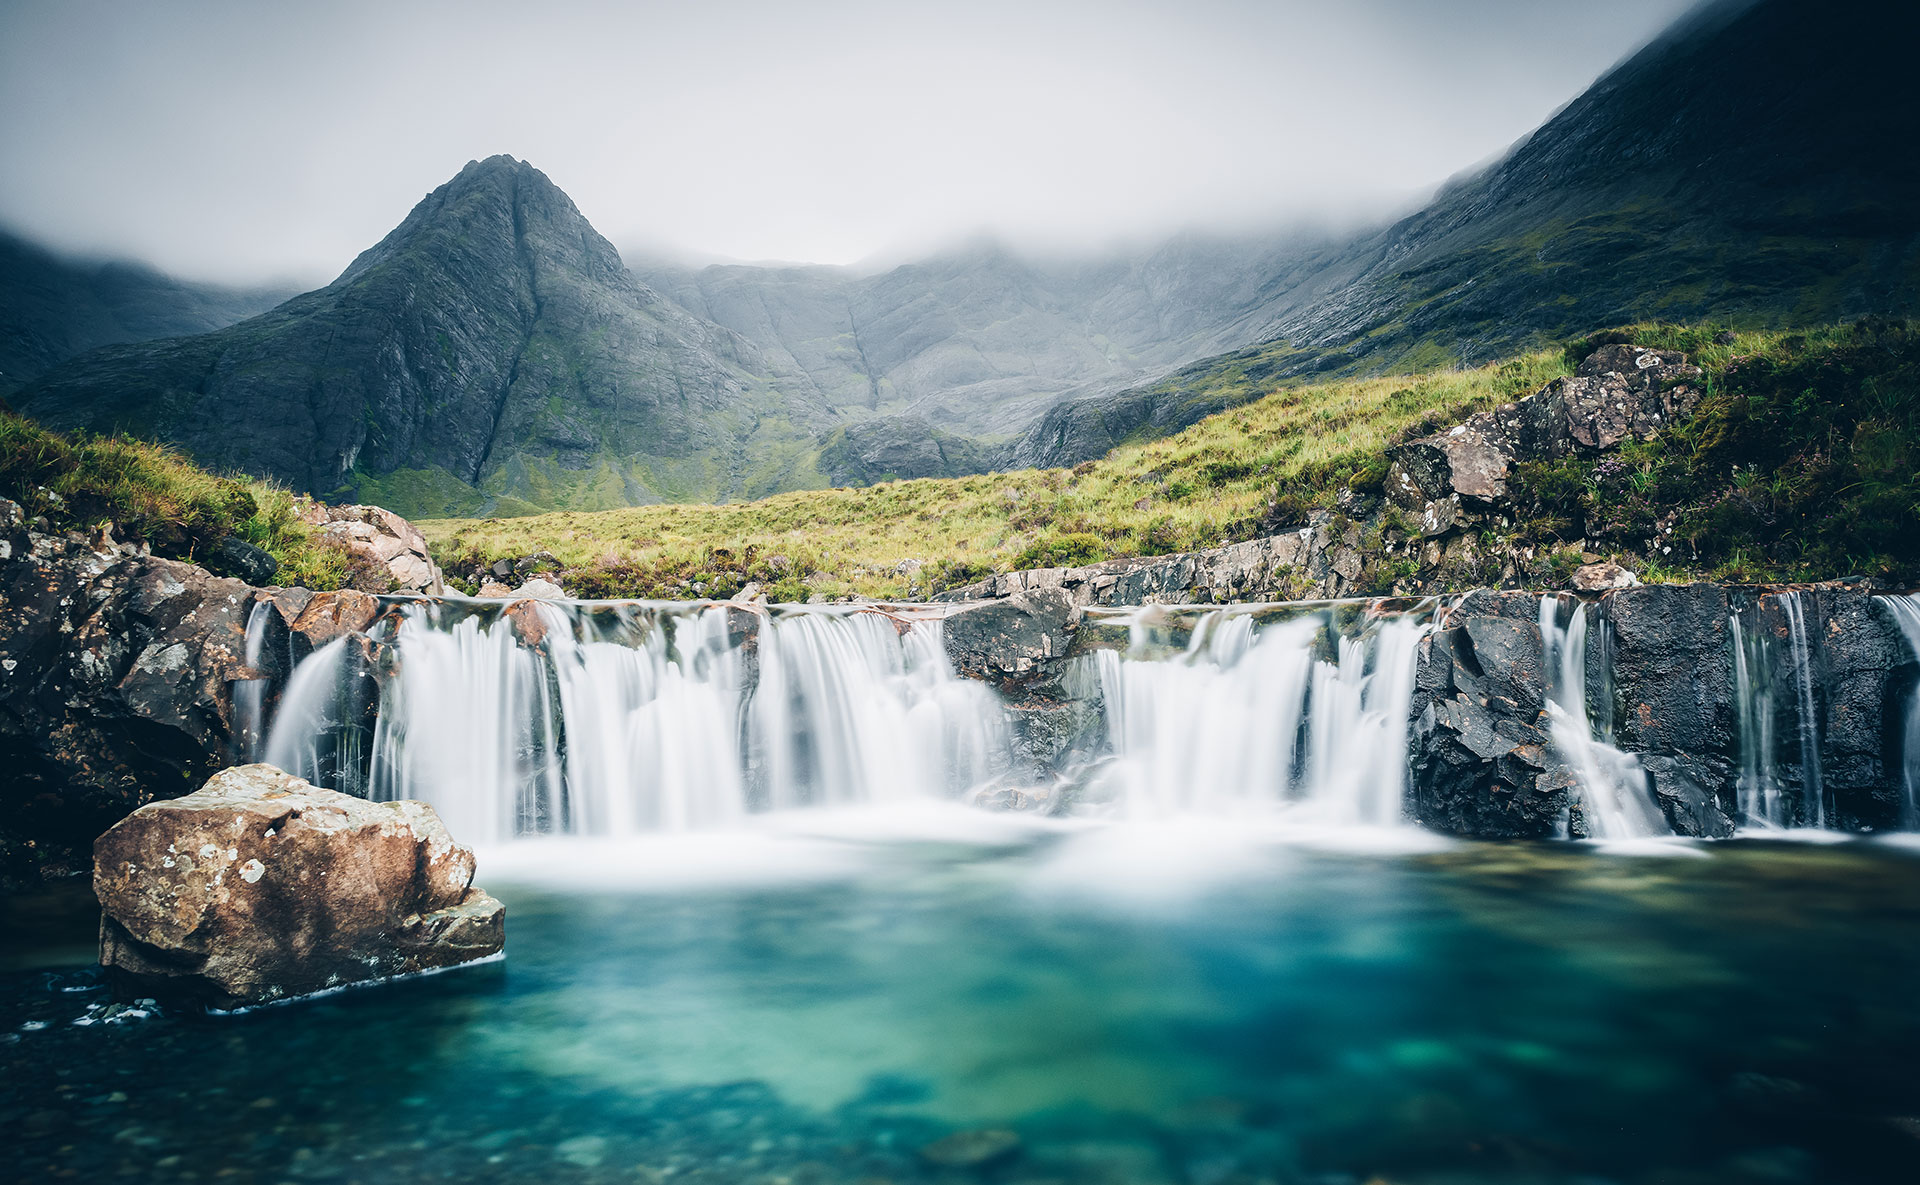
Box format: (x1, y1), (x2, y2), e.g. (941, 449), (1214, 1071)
(265, 602), (1012, 843)
(1729, 609), (1784, 828)
(1779, 591), (1827, 827)
(231, 600), (275, 762)
(261, 636), (352, 787)
(1880, 594), (1920, 828)
(1095, 607), (1427, 825)
(1538, 596), (1669, 840)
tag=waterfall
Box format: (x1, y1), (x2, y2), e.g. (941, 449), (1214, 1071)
(1538, 596), (1669, 840)
(1779, 592), (1826, 827)
(262, 601), (1011, 841)
(1093, 605), (1427, 825)
(1729, 609), (1784, 828)
(231, 600), (275, 763)
(1880, 594), (1920, 829)
(261, 636), (354, 790)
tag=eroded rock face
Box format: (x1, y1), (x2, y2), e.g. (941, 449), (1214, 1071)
(294, 500), (444, 594)
(94, 764), (503, 1009)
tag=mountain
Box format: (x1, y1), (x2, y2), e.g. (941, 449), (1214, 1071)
(1008, 0), (1920, 468)
(0, 230), (293, 395)
(635, 228), (1344, 441)
(14, 157), (840, 514)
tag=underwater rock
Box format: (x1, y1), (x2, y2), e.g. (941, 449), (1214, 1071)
(919, 1128), (1021, 1169)
(94, 763), (503, 1009)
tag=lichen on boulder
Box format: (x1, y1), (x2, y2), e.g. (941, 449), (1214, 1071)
(93, 763), (503, 1009)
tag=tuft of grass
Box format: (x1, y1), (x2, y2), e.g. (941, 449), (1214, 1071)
(0, 412), (350, 588)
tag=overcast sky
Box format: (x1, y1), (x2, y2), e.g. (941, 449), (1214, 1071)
(0, 0), (1699, 285)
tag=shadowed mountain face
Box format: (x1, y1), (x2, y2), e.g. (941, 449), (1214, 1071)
(1006, 0), (1920, 468)
(0, 231), (294, 396)
(15, 157), (811, 514)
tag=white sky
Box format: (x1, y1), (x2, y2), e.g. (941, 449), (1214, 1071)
(0, 0), (1698, 284)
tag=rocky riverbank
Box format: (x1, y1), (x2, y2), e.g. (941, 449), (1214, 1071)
(5, 485), (1918, 885)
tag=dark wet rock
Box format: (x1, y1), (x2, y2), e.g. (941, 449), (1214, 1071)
(919, 1128), (1021, 1169)
(1642, 754), (1735, 838)
(203, 535), (278, 585)
(1, 504), (271, 884)
(1603, 584), (1735, 762)
(1408, 616), (1573, 839)
(94, 763), (503, 1009)
(942, 589), (1079, 684)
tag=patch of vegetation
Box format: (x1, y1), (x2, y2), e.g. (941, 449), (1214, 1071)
(419, 348), (1576, 598)
(0, 412), (349, 588)
(1505, 320), (1920, 584)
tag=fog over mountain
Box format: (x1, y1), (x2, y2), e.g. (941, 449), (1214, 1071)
(1, 0), (1695, 284)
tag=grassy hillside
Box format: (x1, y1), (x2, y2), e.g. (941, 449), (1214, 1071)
(423, 321), (1920, 600)
(0, 412), (351, 588)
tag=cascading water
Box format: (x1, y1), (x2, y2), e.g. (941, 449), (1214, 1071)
(231, 600), (276, 763)
(1538, 595), (1669, 840)
(1092, 604), (1428, 825)
(1729, 608), (1784, 828)
(1779, 591), (1826, 828)
(262, 601), (1011, 841)
(1880, 593), (1920, 829)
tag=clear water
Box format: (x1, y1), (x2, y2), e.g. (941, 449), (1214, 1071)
(8, 817), (1920, 1184)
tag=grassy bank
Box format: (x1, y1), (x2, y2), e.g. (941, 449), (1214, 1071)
(0, 412), (350, 588)
(424, 321), (1920, 599)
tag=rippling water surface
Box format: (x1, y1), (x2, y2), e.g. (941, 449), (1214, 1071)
(6, 813), (1920, 1184)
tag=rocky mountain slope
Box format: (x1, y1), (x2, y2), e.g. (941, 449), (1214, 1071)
(1009, 0), (1920, 468)
(14, 157), (843, 515)
(0, 230), (292, 395)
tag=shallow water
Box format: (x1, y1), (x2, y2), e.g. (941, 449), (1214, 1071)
(7, 814), (1920, 1184)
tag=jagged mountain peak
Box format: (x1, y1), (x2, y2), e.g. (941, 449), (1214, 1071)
(335, 155), (631, 292)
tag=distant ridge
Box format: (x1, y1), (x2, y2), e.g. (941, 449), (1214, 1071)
(1005, 0), (1920, 468)
(0, 230), (293, 395)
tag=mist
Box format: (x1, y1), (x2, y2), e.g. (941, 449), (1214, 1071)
(0, 0), (1698, 285)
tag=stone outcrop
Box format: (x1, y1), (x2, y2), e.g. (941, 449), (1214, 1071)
(94, 763), (503, 1009)
(1386, 345), (1702, 515)
(946, 348), (1710, 610)
(941, 590), (1107, 777)
(0, 498), (424, 885)
(294, 500), (444, 594)
(1405, 581), (1907, 839)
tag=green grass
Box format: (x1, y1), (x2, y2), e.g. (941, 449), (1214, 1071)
(421, 346), (1578, 599)
(423, 320), (1920, 599)
(0, 412), (351, 589)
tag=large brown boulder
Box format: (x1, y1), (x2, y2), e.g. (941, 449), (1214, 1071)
(94, 764), (503, 1009)
(293, 499), (444, 594)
